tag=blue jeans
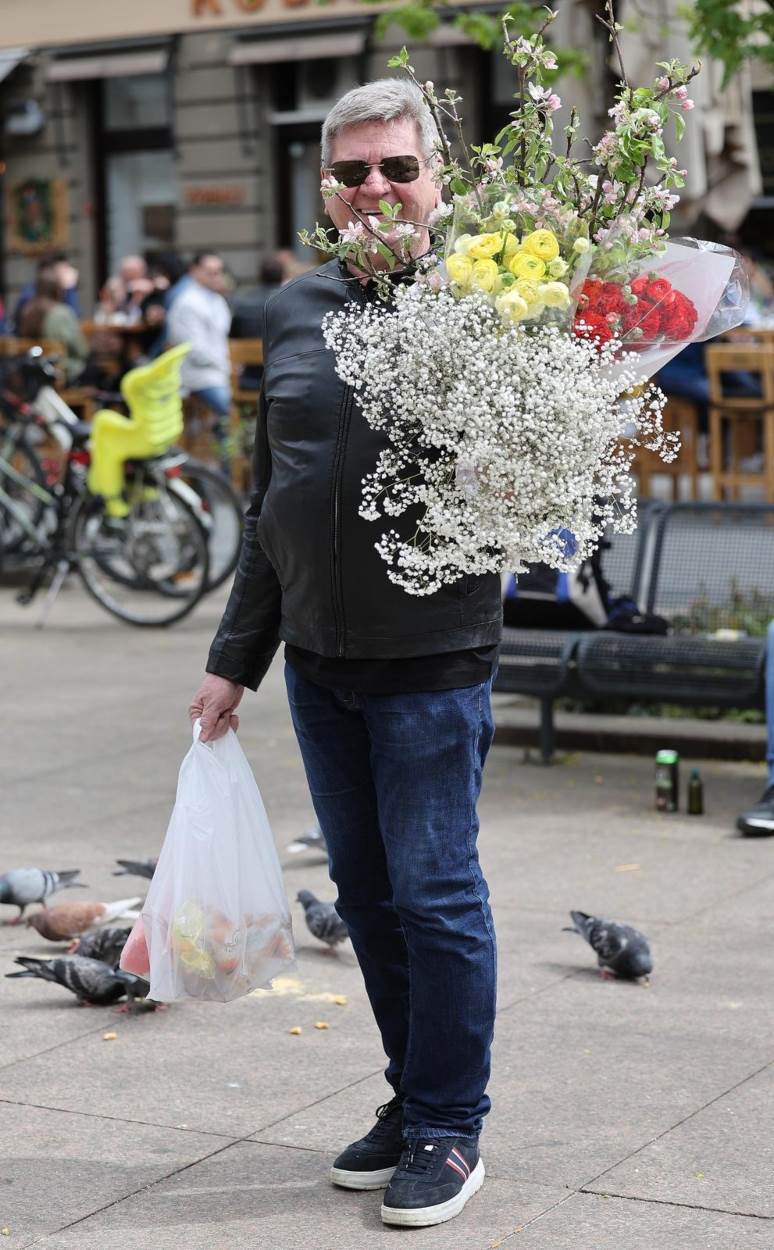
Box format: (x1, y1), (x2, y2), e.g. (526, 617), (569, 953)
(767, 622), (774, 784)
(285, 664), (497, 1139)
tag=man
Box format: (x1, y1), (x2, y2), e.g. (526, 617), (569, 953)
(167, 251), (232, 456)
(189, 79), (501, 1230)
(737, 620), (774, 836)
(13, 251), (80, 329)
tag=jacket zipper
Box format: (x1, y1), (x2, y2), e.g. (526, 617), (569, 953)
(331, 280), (369, 657)
(331, 384), (354, 657)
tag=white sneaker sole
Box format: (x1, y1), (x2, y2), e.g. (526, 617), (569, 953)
(330, 1164), (397, 1190)
(380, 1158), (485, 1226)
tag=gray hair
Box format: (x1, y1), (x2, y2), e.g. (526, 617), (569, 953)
(321, 78), (437, 168)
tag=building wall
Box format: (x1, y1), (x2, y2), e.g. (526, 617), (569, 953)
(0, 28), (478, 314)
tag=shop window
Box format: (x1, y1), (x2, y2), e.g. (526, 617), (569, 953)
(106, 150), (176, 275)
(104, 74), (171, 131)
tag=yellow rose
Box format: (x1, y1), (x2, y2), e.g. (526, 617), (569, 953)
(522, 229), (560, 262)
(467, 233), (502, 260)
(509, 252), (546, 280)
(453, 233), (475, 255)
(496, 290), (529, 323)
(547, 257), (568, 279)
(501, 233), (520, 263)
(540, 281), (572, 309)
(522, 301), (546, 322)
(514, 279), (541, 306)
(470, 258), (499, 292)
(446, 253), (473, 286)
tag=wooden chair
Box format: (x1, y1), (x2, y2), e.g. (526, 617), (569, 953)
(705, 342), (774, 501)
(632, 395), (701, 500)
(228, 338), (263, 493)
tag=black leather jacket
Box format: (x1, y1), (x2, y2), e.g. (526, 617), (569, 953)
(207, 260), (502, 691)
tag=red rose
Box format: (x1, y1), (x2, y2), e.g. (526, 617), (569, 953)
(638, 308), (662, 341)
(580, 279), (605, 309)
(645, 277), (674, 306)
(620, 303), (644, 335)
(598, 282), (626, 315)
(574, 312), (613, 346)
(630, 274), (650, 297)
(661, 290), (698, 339)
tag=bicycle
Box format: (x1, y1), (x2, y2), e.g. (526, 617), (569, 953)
(0, 348), (210, 627)
(1, 349), (243, 593)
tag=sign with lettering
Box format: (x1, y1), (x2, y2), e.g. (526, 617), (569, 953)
(0, 0), (431, 48)
(184, 184), (247, 205)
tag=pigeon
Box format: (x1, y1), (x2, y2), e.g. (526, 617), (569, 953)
(0, 868), (86, 923)
(112, 858), (157, 881)
(26, 897), (142, 942)
(564, 909), (653, 981)
(297, 889), (349, 951)
(68, 925), (132, 966)
(286, 824), (327, 856)
(6, 955), (149, 1008)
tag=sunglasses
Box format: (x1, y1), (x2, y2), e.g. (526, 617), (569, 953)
(325, 155), (423, 188)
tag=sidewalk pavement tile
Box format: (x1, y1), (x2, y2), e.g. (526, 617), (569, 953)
(501, 1190), (774, 1249)
(0, 1101), (222, 1246)
(586, 1061), (774, 1218)
(0, 956), (384, 1137)
(28, 1138), (567, 1250)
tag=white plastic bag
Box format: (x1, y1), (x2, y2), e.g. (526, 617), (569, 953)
(123, 721), (294, 1002)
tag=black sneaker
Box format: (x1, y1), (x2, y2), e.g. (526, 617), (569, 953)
(380, 1136), (484, 1227)
(330, 1095), (404, 1190)
(737, 784), (774, 837)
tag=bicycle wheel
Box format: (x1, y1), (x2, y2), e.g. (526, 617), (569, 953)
(71, 486), (210, 627)
(0, 427), (50, 554)
(172, 460), (244, 591)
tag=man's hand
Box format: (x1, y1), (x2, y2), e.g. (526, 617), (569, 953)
(189, 674), (244, 742)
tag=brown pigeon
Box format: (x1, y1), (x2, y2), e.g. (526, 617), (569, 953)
(26, 898), (142, 942)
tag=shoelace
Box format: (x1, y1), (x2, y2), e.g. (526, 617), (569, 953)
(399, 1142), (440, 1174)
(366, 1096), (403, 1141)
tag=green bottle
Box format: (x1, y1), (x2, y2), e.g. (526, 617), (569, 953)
(687, 769), (704, 815)
(655, 749), (679, 812)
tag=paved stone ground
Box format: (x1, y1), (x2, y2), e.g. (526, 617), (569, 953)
(1, 581), (773, 1249)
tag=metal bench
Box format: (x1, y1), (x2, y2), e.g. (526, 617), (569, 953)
(494, 502), (773, 760)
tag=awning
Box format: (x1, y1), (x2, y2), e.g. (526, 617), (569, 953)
(0, 46), (27, 83)
(229, 30), (365, 66)
(45, 46), (169, 82)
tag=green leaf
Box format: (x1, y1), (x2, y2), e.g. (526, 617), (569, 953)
(673, 112), (686, 143)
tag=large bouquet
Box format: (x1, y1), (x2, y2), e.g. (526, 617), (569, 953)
(305, 5), (748, 595)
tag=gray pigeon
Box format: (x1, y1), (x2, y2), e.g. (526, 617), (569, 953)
(6, 955), (150, 1008)
(68, 926), (132, 966)
(297, 889), (349, 951)
(112, 858), (157, 881)
(0, 868), (86, 923)
(565, 910), (653, 980)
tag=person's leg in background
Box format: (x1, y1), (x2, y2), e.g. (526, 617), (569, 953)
(191, 384), (231, 475)
(737, 619), (774, 836)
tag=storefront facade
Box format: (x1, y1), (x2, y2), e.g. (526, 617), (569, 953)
(0, 0), (555, 311)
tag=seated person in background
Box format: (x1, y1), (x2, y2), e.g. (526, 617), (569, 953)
(137, 252), (188, 358)
(94, 275), (127, 325)
(116, 254), (154, 324)
(229, 252), (289, 389)
(18, 273), (89, 385)
(13, 251), (81, 329)
(737, 621), (774, 837)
